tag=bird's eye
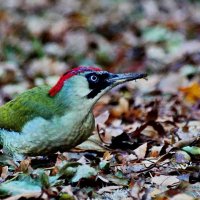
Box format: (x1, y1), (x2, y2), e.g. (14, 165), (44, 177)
(90, 75), (99, 82)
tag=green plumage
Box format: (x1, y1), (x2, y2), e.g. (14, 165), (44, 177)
(0, 68), (146, 161)
(0, 86), (66, 132)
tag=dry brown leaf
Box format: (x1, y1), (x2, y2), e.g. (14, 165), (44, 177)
(95, 110), (110, 126)
(171, 193), (194, 200)
(110, 97), (129, 118)
(141, 126), (159, 138)
(130, 180), (146, 199)
(61, 185), (76, 198)
(97, 186), (123, 194)
(125, 154), (137, 161)
(151, 175), (180, 187)
(74, 134), (107, 152)
(150, 145), (163, 157)
(1, 166), (8, 179)
(133, 143), (147, 159)
(97, 175), (109, 183)
(177, 121), (200, 140)
(158, 73), (188, 94)
(150, 188), (163, 198)
(175, 150), (191, 163)
(179, 82), (200, 103)
(18, 159), (31, 173)
(103, 151), (113, 160)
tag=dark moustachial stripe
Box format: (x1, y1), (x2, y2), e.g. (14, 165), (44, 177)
(86, 72), (111, 99)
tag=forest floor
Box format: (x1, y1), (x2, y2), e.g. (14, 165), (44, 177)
(0, 0), (200, 199)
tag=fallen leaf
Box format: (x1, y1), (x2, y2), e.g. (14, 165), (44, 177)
(104, 174), (129, 186)
(95, 110), (109, 126)
(179, 82), (200, 103)
(102, 189), (130, 200)
(177, 121), (200, 140)
(74, 134), (107, 152)
(0, 166), (8, 180)
(158, 73), (188, 94)
(150, 146), (163, 157)
(175, 150), (191, 163)
(184, 182), (200, 198)
(133, 143), (147, 159)
(103, 151), (113, 161)
(110, 97), (129, 118)
(141, 125), (159, 138)
(125, 154), (137, 161)
(71, 165), (98, 182)
(182, 146), (200, 155)
(60, 185), (74, 197)
(151, 175), (180, 187)
(97, 186), (123, 194)
(171, 193), (194, 200)
(97, 175), (109, 183)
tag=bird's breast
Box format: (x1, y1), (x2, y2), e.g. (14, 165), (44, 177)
(2, 111), (94, 156)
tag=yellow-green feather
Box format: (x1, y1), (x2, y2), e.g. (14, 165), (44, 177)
(0, 85), (66, 132)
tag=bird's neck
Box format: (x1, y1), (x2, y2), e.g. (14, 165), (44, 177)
(53, 84), (95, 114)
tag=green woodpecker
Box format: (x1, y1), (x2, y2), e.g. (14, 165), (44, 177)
(0, 66), (146, 160)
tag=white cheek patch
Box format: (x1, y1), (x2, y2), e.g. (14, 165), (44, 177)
(63, 76), (92, 98)
(76, 87), (92, 97)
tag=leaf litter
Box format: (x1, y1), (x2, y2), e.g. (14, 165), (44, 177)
(0, 0), (200, 199)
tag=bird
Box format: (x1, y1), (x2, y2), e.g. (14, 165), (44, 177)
(0, 66), (147, 161)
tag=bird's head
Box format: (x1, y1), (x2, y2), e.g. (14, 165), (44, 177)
(49, 66), (147, 110)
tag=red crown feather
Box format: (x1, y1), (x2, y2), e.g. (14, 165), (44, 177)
(49, 66), (102, 97)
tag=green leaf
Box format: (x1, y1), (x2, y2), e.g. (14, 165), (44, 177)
(96, 51), (113, 66)
(40, 172), (50, 189)
(34, 169), (64, 187)
(99, 160), (109, 170)
(115, 170), (124, 178)
(182, 146), (200, 155)
(2, 41), (25, 63)
(49, 175), (65, 187)
(59, 162), (81, 178)
(142, 25), (183, 49)
(143, 26), (170, 42)
(71, 165), (98, 182)
(59, 193), (75, 200)
(31, 37), (45, 58)
(105, 174), (129, 186)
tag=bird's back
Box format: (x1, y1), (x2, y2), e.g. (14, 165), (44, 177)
(0, 85), (65, 133)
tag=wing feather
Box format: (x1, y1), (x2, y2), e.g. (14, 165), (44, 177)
(0, 86), (64, 132)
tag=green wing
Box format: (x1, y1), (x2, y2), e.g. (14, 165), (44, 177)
(0, 86), (65, 132)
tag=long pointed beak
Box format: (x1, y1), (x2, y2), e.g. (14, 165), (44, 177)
(107, 72), (147, 85)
